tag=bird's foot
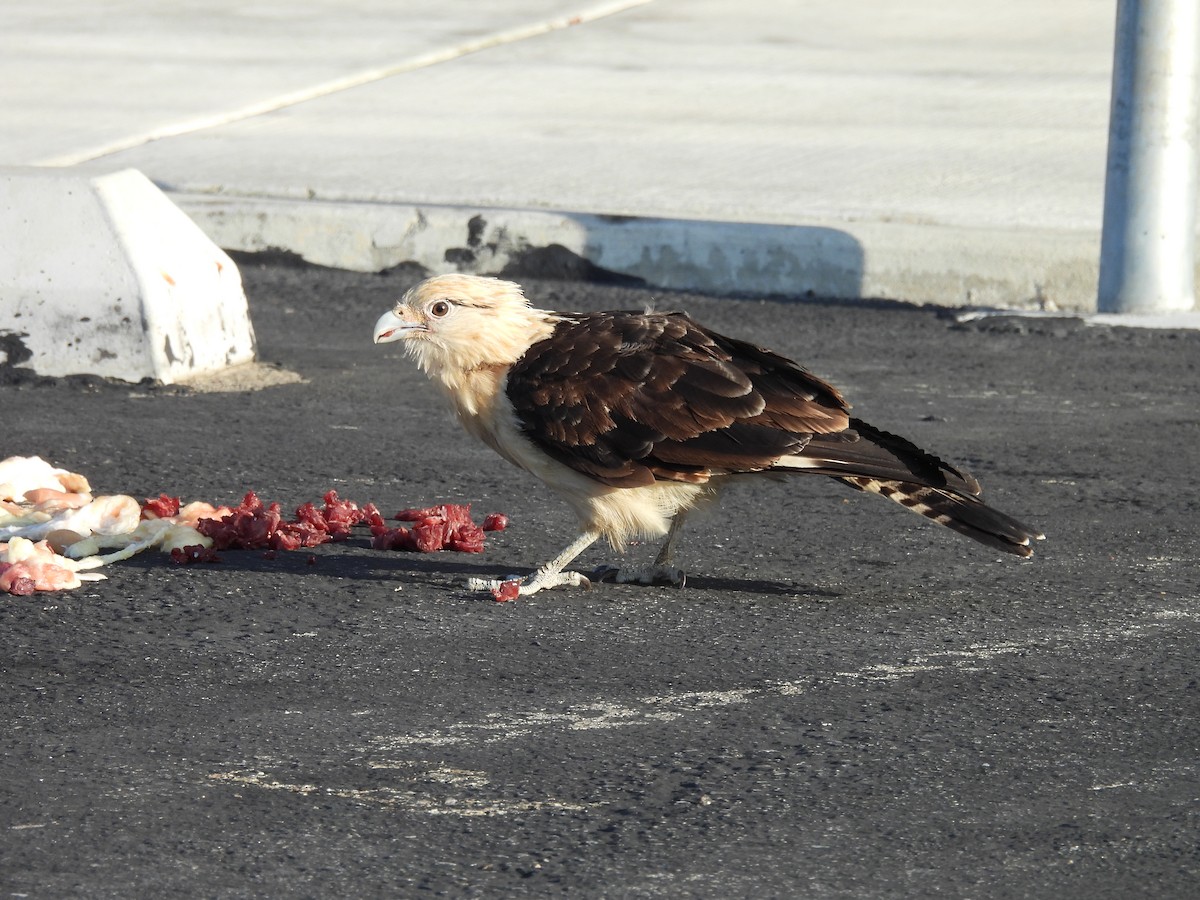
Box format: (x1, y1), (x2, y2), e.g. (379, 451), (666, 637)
(592, 564), (687, 588)
(468, 569), (591, 599)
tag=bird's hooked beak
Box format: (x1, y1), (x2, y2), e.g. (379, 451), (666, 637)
(373, 308), (424, 344)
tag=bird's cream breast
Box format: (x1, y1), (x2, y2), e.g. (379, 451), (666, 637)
(439, 364), (509, 445)
(466, 381), (713, 548)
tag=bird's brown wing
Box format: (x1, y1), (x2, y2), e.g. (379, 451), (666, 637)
(504, 311), (855, 488)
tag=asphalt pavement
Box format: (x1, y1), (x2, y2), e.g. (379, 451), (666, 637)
(3, 262), (1199, 897)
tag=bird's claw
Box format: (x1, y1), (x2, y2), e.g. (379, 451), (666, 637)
(467, 575), (522, 592)
(467, 570), (591, 598)
(592, 564), (687, 588)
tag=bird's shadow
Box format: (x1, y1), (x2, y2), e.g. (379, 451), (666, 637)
(673, 572), (842, 600)
(119, 539), (842, 602)
(353, 547), (842, 600)
(377, 552), (844, 601)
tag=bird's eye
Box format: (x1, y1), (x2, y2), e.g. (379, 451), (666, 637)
(428, 300), (452, 318)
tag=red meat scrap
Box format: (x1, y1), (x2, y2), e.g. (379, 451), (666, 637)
(490, 579), (520, 603)
(141, 493), (181, 519)
(0, 562), (37, 596)
(271, 520), (327, 552)
(194, 491), (333, 552)
(370, 525), (414, 551)
(385, 504), (486, 553)
(195, 492), (504, 556)
(294, 490), (370, 541)
(196, 491), (281, 550)
(394, 505), (446, 521)
(169, 545), (221, 565)
(481, 513), (508, 532)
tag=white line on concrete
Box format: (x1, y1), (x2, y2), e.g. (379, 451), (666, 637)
(35, 0), (656, 168)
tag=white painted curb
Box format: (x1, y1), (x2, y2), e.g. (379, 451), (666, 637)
(0, 168), (255, 384)
(176, 193), (1105, 312)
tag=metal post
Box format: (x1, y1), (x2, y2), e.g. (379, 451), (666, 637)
(1098, 0), (1200, 313)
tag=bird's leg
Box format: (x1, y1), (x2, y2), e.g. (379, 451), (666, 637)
(594, 513), (688, 588)
(468, 530), (599, 596)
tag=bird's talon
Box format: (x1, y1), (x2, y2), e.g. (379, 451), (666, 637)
(592, 565), (620, 583)
(651, 568), (686, 588)
(590, 565), (686, 588)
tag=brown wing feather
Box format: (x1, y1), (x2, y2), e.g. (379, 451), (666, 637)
(794, 419), (983, 496)
(506, 311), (852, 487)
(504, 309), (1041, 557)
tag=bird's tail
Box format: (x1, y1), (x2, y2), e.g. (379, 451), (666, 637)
(773, 418), (1044, 557)
(834, 474), (1043, 557)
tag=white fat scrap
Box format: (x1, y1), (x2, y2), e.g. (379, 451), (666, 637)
(1, 494), (142, 542)
(1, 537), (107, 593)
(0, 455), (90, 502)
(68, 517), (214, 568)
(0, 456), (227, 595)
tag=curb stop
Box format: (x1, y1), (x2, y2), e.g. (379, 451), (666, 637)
(0, 168), (255, 384)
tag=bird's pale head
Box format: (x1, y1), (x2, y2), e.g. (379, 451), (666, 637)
(373, 274), (557, 381)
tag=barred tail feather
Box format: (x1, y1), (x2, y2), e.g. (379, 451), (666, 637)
(838, 476), (1045, 558)
(774, 419), (983, 497)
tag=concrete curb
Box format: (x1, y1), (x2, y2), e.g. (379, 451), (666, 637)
(177, 193), (1108, 311)
(1, 168), (256, 383)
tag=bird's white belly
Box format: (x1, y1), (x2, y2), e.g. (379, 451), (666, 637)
(474, 392), (711, 548)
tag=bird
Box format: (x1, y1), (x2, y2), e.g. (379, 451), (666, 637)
(373, 274), (1043, 596)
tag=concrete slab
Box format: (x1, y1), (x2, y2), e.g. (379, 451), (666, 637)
(3, 0), (646, 166)
(179, 194), (1100, 308)
(0, 168), (255, 383)
(956, 307), (1200, 331)
(1, 0), (1195, 311)
(4, 264), (1200, 897)
(26, 1), (1111, 227)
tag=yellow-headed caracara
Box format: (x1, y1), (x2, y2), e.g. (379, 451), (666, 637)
(374, 274), (1043, 596)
